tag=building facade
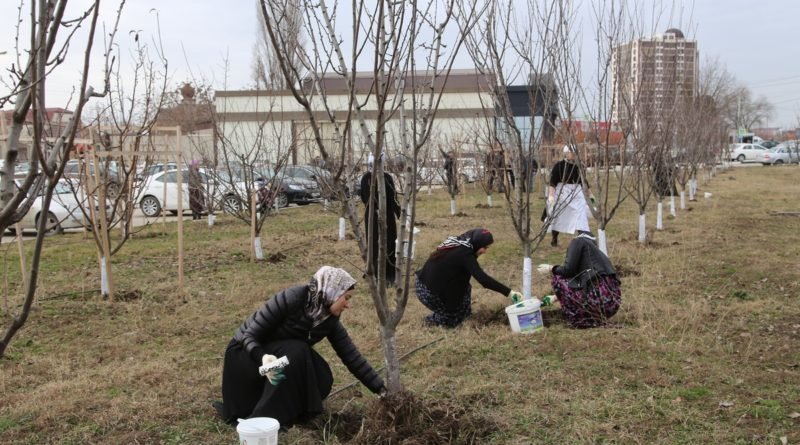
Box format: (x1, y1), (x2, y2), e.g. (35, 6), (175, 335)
(611, 29), (698, 131)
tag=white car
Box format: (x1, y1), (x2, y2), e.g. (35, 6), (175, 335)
(755, 143), (800, 165)
(10, 180), (106, 234)
(138, 169), (244, 217)
(729, 143), (768, 162)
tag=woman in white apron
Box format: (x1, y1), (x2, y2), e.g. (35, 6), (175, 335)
(546, 145), (592, 247)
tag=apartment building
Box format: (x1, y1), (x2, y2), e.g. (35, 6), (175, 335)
(611, 28), (698, 131)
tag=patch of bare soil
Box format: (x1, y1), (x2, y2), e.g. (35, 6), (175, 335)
(267, 252), (287, 263)
(317, 390), (499, 444)
(454, 211), (469, 217)
(470, 306), (508, 326)
(114, 289), (142, 302)
(613, 261), (640, 278)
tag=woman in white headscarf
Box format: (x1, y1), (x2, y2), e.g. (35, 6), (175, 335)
(545, 145), (593, 247)
(214, 266), (386, 428)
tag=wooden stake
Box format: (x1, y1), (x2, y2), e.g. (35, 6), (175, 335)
(250, 190), (257, 262)
(15, 223), (27, 290)
(176, 144), (184, 291)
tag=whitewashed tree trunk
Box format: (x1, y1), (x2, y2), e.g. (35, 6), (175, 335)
(656, 202), (664, 230)
(669, 196), (676, 216)
(253, 238), (264, 260)
(450, 199), (456, 216)
(522, 257), (532, 300)
(487, 195), (492, 207)
(680, 190), (686, 209)
(598, 228), (608, 256)
(338, 217), (346, 241)
(207, 213), (216, 227)
(100, 257), (109, 297)
(638, 213), (646, 243)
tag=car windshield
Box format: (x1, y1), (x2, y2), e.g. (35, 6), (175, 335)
(54, 181), (73, 195)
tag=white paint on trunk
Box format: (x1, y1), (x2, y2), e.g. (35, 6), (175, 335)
(487, 195), (492, 207)
(100, 257), (109, 296)
(323, 199), (330, 211)
(656, 202), (664, 230)
(254, 238), (264, 260)
(638, 213), (646, 242)
(669, 196), (676, 216)
(598, 229), (608, 255)
(522, 257), (532, 300)
(450, 199), (456, 216)
(680, 191), (686, 209)
(338, 217), (346, 240)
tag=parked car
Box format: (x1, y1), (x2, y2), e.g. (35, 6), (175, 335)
(729, 143), (768, 162)
(138, 169), (243, 217)
(62, 159), (122, 198)
(7, 179), (111, 234)
(760, 140), (780, 149)
(282, 164), (346, 199)
(756, 144), (800, 165)
(259, 168), (322, 206)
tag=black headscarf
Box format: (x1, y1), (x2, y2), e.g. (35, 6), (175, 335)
(431, 228), (494, 259)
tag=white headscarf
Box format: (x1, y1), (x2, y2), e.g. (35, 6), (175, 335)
(305, 266), (357, 326)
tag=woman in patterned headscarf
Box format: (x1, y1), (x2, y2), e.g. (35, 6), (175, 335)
(415, 228), (522, 328)
(214, 266), (386, 428)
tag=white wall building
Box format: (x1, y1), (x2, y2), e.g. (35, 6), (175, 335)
(213, 69), (496, 167)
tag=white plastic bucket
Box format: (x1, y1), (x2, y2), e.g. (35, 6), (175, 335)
(236, 417), (279, 445)
(505, 298), (544, 334)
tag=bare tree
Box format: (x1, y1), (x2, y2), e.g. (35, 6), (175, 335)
(252, 0), (304, 89)
(258, 0), (484, 393)
(463, 0), (574, 299)
(1, 0), (125, 357)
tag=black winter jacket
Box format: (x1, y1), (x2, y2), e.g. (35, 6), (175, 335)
(232, 285), (385, 394)
(553, 236), (616, 279)
(416, 246), (511, 312)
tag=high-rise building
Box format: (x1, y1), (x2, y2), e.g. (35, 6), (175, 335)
(611, 28), (698, 131)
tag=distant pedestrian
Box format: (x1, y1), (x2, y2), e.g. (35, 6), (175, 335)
(187, 160), (205, 220)
(544, 145), (592, 247)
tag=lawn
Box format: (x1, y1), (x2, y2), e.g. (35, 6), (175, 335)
(0, 165), (798, 444)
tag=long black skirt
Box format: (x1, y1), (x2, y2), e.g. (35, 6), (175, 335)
(220, 338), (334, 428)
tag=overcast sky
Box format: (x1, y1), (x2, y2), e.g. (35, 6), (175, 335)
(1, 0), (798, 129)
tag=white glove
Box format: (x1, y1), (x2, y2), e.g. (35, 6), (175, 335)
(507, 290), (523, 303)
(260, 354), (288, 386)
(537, 264), (553, 274)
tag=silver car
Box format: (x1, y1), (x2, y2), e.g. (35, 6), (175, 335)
(756, 142), (800, 165)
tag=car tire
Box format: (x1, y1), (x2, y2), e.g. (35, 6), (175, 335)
(276, 192), (289, 208)
(106, 181), (121, 199)
(140, 195), (162, 217)
(774, 160), (784, 165)
(37, 211), (63, 235)
(737, 154), (745, 162)
(222, 195), (242, 214)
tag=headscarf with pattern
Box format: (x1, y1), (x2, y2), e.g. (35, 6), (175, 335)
(305, 266), (357, 326)
(430, 228), (494, 259)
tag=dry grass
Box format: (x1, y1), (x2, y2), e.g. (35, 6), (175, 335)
(1, 166), (799, 444)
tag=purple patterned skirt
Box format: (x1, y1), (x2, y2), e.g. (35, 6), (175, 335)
(551, 274), (621, 328)
(415, 275), (472, 328)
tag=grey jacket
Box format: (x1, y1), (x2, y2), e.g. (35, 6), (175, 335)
(553, 236), (616, 280)
(232, 285), (385, 393)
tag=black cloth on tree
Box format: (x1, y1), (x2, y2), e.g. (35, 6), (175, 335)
(359, 171), (401, 282)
